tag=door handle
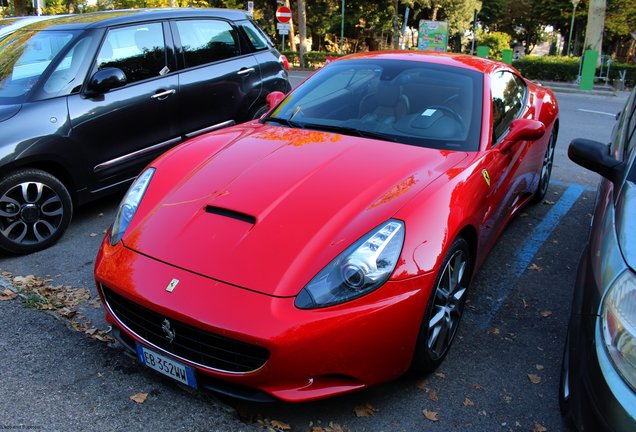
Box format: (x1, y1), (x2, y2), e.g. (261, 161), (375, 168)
(237, 68), (255, 76)
(151, 89), (176, 100)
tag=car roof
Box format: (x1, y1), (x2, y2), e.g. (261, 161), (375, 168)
(9, 8), (251, 32)
(339, 50), (510, 75)
(0, 15), (66, 37)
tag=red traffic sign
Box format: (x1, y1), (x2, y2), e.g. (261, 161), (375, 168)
(276, 6), (292, 23)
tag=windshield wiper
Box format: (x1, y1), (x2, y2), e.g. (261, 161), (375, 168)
(300, 123), (399, 142)
(262, 116), (304, 129)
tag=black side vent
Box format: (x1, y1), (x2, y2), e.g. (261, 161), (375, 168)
(205, 206), (256, 225)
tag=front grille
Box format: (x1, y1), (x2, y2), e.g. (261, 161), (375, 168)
(102, 286), (269, 373)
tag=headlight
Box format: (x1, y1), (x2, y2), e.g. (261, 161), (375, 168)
(110, 168), (155, 245)
(601, 269), (636, 391)
(295, 220), (404, 309)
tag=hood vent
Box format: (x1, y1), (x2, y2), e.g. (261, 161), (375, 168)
(205, 205), (256, 225)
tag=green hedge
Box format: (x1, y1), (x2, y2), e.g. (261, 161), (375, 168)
(513, 55), (635, 88)
(281, 50), (346, 68)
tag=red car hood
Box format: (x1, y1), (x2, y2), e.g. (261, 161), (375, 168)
(124, 124), (468, 297)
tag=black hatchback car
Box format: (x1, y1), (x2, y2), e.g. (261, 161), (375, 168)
(0, 8), (291, 254)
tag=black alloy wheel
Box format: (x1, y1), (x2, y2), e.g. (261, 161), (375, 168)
(412, 237), (471, 372)
(0, 169), (73, 254)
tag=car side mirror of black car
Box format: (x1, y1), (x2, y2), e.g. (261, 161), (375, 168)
(568, 138), (624, 183)
(499, 118), (546, 153)
(85, 67), (127, 97)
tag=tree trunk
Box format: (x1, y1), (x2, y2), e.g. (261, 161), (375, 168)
(286, 0), (296, 52)
(297, 0), (307, 67)
(431, 4), (440, 22)
(583, 0), (606, 53)
(14, 0), (28, 15)
(393, 0), (399, 49)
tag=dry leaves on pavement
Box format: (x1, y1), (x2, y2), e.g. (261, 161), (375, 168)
(129, 392), (148, 404)
(533, 422), (548, 432)
(528, 374), (542, 384)
(422, 409), (439, 422)
(0, 289), (17, 301)
(354, 402), (378, 417)
(463, 397), (475, 407)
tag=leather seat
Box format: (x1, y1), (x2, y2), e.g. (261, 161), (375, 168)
(359, 81), (410, 124)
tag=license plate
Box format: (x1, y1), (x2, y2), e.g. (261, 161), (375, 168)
(136, 343), (197, 388)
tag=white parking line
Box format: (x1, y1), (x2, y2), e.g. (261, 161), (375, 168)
(577, 108), (615, 117)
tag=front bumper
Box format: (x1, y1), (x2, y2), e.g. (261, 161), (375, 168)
(94, 239), (434, 402)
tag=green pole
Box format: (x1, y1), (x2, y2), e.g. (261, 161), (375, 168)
(476, 46), (489, 58)
(580, 50), (598, 91)
(502, 49), (513, 65)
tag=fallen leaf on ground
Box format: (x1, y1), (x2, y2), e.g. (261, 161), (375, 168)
(354, 402), (378, 417)
(522, 298), (529, 308)
(129, 392), (148, 404)
(528, 374), (542, 384)
(435, 372), (446, 379)
(422, 409), (438, 422)
(0, 289), (17, 301)
(528, 263), (543, 272)
(269, 419), (291, 431)
(463, 398), (475, 407)
(416, 378), (428, 390)
(478, 410), (487, 416)
(490, 327), (501, 335)
(57, 306), (76, 318)
(90, 233), (98, 237)
(543, 200), (555, 205)
(428, 390), (438, 402)
(533, 422), (548, 432)
(536, 364), (545, 371)
(541, 311), (553, 318)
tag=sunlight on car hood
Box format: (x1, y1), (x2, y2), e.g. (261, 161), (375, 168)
(123, 124), (468, 297)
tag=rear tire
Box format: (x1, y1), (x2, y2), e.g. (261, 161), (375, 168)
(412, 237), (471, 372)
(0, 169), (72, 254)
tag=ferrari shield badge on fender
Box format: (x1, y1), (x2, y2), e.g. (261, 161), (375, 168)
(482, 169), (491, 187)
(166, 278), (179, 293)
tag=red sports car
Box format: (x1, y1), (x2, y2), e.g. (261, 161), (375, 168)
(94, 51), (558, 402)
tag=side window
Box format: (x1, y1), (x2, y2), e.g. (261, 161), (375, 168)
(238, 20), (271, 51)
(96, 22), (167, 85)
(491, 71), (526, 142)
(176, 20), (239, 68)
(43, 35), (93, 96)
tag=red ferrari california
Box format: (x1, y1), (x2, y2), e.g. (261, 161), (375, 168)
(94, 51), (559, 402)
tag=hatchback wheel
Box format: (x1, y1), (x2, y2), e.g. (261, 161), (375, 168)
(412, 237), (471, 372)
(0, 169), (72, 254)
(532, 129), (556, 203)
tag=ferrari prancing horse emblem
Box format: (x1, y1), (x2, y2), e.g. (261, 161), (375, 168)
(166, 278), (179, 293)
(482, 169), (491, 187)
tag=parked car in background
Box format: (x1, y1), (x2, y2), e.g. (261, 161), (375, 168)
(95, 52), (559, 402)
(0, 8), (290, 254)
(560, 87), (636, 431)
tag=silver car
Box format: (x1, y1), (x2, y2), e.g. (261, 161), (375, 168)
(560, 87), (636, 431)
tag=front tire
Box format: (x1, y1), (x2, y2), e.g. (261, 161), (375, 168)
(532, 128), (557, 204)
(0, 169), (73, 254)
(412, 237), (471, 372)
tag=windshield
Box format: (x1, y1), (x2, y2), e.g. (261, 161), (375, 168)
(264, 59), (483, 151)
(0, 29), (79, 104)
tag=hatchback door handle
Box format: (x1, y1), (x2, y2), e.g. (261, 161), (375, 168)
(237, 68), (255, 76)
(151, 89), (176, 100)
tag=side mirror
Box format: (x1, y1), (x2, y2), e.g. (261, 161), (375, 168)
(85, 67), (127, 96)
(499, 118), (545, 153)
(568, 138), (624, 182)
(266, 91), (286, 109)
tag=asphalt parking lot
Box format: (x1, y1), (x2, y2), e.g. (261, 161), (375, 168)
(0, 78), (630, 431)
